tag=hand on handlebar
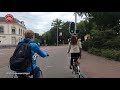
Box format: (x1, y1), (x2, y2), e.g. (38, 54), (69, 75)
(45, 52), (49, 56)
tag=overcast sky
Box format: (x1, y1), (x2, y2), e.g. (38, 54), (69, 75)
(0, 12), (84, 35)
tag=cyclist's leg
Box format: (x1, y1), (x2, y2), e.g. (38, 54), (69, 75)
(33, 66), (41, 78)
(70, 53), (74, 69)
(74, 53), (79, 63)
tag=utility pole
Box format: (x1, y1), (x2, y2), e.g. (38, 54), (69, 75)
(57, 19), (58, 46)
(74, 12), (77, 34)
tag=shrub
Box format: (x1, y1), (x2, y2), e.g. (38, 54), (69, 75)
(82, 40), (93, 51)
(103, 36), (120, 49)
(88, 48), (102, 56)
(88, 48), (120, 61)
(101, 49), (120, 61)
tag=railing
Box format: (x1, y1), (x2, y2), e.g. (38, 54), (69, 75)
(0, 45), (17, 49)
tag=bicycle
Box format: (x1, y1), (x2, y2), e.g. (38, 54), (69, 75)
(12, 54), (44, 78)
(72, 60), (81, 78)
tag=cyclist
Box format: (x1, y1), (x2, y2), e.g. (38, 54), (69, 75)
(17, 30), (49, 78)
(76, 35), (82, 59)
(67, 35), (82, 69)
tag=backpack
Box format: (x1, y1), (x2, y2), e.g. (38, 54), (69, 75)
(9, 42), (32, 72)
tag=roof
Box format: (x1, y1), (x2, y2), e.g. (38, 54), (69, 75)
(0, 17), (26, 28)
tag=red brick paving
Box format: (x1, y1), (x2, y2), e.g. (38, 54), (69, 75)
(1, 46), (120, 78)
(0, 48), (15, 67)
(0, 46), (54, 66)
(79, 50), (120, 78)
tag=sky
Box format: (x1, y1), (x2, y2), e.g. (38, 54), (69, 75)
(0, 12), (84, 35)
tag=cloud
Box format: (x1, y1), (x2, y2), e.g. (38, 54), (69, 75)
(0, 12), (83, 35)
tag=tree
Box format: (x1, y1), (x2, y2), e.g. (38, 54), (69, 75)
(42, 20), (71, 45)
(60, 21), (71, 44)
(52, 19), (64, 44)
(35, 33), (40, 39)
(34, 33), (40, 44)
(77, 12), (120, 30)
(51, 18), (63, 28)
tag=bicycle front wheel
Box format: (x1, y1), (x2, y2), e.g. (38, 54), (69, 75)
(76, 66), (81, 78)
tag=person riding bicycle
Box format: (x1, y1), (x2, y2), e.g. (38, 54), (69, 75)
(67, 35), (82, 69)
(17, 30), (49, 78)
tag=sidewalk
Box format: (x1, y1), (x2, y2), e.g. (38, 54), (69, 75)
(80, 50), (120, 78)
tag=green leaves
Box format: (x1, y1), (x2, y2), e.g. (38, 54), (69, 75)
(42, 19), (71, 45)
(88, 48), (120, 61)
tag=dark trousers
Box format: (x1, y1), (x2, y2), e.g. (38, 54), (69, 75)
(33, 66), (40, 78)
(70, 53), (80, 66)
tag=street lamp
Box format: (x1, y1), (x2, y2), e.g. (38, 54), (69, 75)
(59, 31), (62, 45)
(57, 24), (62, 46)
(74, 12), (77, 34)
(57, 24), (58, 46)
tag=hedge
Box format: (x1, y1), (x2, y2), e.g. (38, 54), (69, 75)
(88, 48), (120, 61)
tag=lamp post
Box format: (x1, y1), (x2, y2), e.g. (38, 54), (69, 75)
(59, 31), (62, 45)
(74, 12), (77, 34)
(57, 24), (58, 46)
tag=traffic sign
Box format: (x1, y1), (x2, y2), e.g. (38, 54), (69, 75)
(5, 14), (14, 23)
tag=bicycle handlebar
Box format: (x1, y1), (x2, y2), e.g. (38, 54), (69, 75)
(33, 53), (49, 60)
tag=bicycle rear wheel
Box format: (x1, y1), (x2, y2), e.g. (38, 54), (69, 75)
(75, 65), (81, 78)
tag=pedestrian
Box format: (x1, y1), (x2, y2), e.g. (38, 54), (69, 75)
(67, 35), (82, 69)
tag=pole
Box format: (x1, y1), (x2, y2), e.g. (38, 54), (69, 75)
(75, 12), (77, 34)
(57, 24), (58, 46)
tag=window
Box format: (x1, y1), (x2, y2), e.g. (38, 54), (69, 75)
(23, 30), (24, 35)
(12, 27), (16, 34)
(19, 28), (20, 35)
(12, 29), (16, 34)
(23, 30), (25, 35)
(21, 29), (22, 35)
(0, 26), (4, 33)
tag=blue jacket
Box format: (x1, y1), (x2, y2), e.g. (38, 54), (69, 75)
(18, 38), (48, 72)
